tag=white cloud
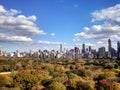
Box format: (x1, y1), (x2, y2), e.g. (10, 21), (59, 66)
(75, 24), (120, 40)
(0, 5), (7, 13)
(97, 41), (103, 44)
(38, 40), (66, 45)
(72, 38), (79, 42)
(0, 5), (46, 43)
(0, 5), (21, 16)
(72, 39), (76, 42)
(91, 4), (120, 23)
(50, 33), (55, 36)
(0, 33), (32, 42)
(74, 4), (120, 43)
(0, 45), (3, 48)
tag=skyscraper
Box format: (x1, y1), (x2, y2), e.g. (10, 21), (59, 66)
(108, 39), (112, 58)
(60, 44), (62, 52)
(99, 47), (106, 58)
(117, 41), (120, 60)
(74, 47), (80, 58)
(82, 44), (85, 54)
(89, 46), (91, 52)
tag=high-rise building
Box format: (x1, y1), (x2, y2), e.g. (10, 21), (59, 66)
(60, 44), (62, 52)
(108, 38), (112, 58)
(91, 49), (97, 58)
(99, 47), (106, 58)
(82, 44), (85, 54)
(0, 50), (3, 56)
(89, 46), (91, 52)
(117, 41), (120, 60)
(111, 48), (117, 58)
(74, 47), (80, 58)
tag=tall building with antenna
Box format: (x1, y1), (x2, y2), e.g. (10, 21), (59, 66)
(108, 38), (112, 58)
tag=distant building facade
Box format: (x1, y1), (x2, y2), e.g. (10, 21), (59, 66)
(99, 47), (106, 58)
(60, 44), (62, 52)
(0, 50), (3, 56)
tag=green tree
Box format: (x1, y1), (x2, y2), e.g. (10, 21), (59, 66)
(0, 75), (12, 87)
(46, 81), (66, 90)
(42, 64), (54, 75)
(0, 65), (4, 72)
(12, 73), (39, 90)
(66, 73), (83, 89)
(76, 81), (95, 90)
(94, 73), (109, 90)
(53, 73), (68, 83)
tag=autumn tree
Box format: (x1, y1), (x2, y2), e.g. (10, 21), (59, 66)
(46, 81), (66, 90)
(12, 72), (40, 90)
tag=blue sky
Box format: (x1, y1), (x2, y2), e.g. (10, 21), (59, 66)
(0, 0), (120, 52)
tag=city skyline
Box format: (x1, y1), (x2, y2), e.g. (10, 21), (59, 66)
(0, 0), (120, 52)
(0, 38), (119, 59)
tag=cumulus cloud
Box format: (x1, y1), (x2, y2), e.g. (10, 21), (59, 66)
(74, 4), (120, 43)
(0, 33), (32, 42)
(91, 4), (120, 23)
(0, 5), (21, 16)
(38, 40), (66, 45)
(0, 5), (46, 43)
(75, 23), (120, 40)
